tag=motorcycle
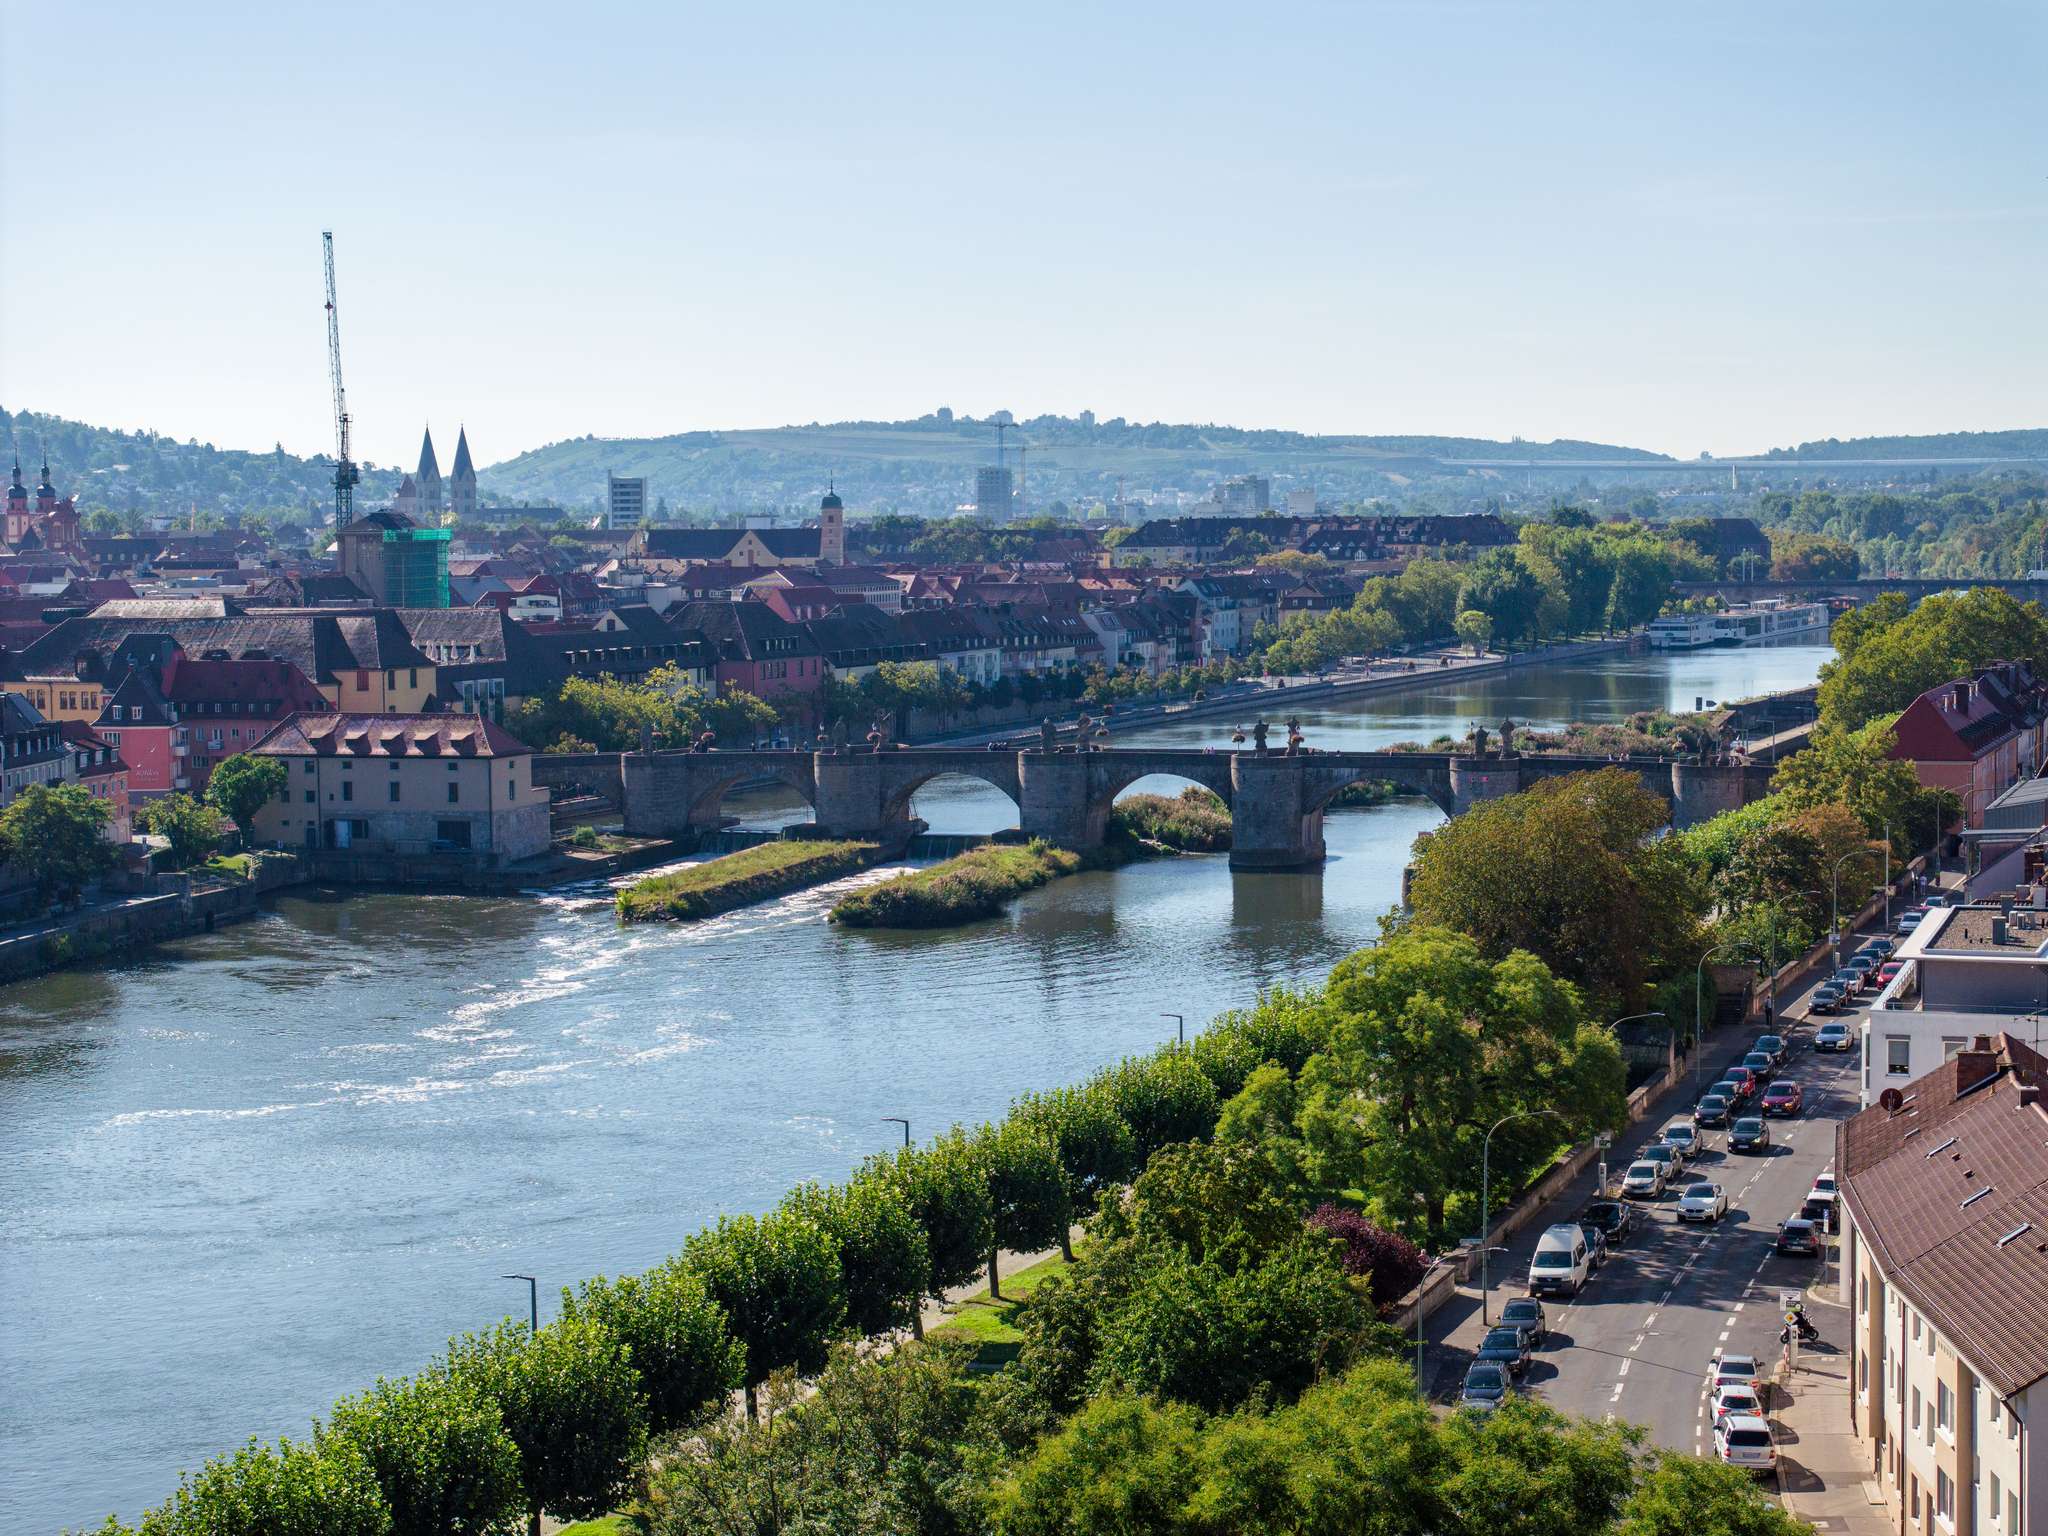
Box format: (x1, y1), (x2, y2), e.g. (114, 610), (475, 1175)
(1779, 1313), (1819, 1345)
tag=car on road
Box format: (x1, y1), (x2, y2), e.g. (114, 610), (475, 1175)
(1661, 1121), (1701, 1163)
(1809, 985), (1844, 1015)
(1811, 1172), (1838, 1198)
(1800, 1192), (1839, 1235)
(1712, 1383), (1767, 1423)
(1641, 1142), (1683, 1179)
(1754, 1033), (1787, 1063)
(1777, 1217), (1821, 1256)
(1815, 1022), (1852, 1052)
(1761, 1080), (1805, 1117)
(1730, 1116), (1772, 1154)
(1877, 960), (1902, 990)
(1715, 1414), (1778, 1476)
(1829, 968), (1867, 997)
(1582, 1200), (1633, 1247)
(1695, 1092), (1732, 1127)
(1897, 909), (1928, 936)
(1726, 1066), (1761, 1099)
(1712, 1076), (1748, 1107)
(1497, 1296), (1547, 1346)
(1460, 1362), (1514, 1413)
(1577, 1221), (1610, 1271)
(1621, 1160), (1668, 1199)
(1710, 1351), (1766, 1395)
(1527, 1222), (1592, 1297)
(1857, 936), (1893, 960)
(1475, 1326), (1533, 1377)
(1676, 1181), (1728, 1222)
(1741, 1051), (1778, 1084)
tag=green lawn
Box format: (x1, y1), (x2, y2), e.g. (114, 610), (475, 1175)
(555, 1519), (628, 1536)
(202, 853), (252, 878)
(828, 843), (1081, 929)
(615, 840), (878, 921)
(929, 1251), (1072, 1369)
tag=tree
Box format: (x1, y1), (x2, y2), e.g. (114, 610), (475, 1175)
(319, 1370), (523, 1536)
(0, 782), (116, 902)
(979, 1120), (1069, 1298)
(988, 1393), (1206, 1536)
(680, 1209), (845, 1416)
(877, 1131), (994, 1302)
(445, 1317), (647, 1531)
(138, 793), (227, 869)
(1618, 1449), (1814, 1536)
(1768, 531), (1860, 582)
(1126, 1137), (1307, 1272)
(1773, 720), (1950, 853)
(1456, 550), (1548, 648)
(1013, 1084), (1137, 1232)
(1404, 769), (1707, 1008)
(1306, 1204), (1428, 1308)
(780, 1173), (930, 1337)
(1102, 1050), (1220, 1164)
(1454, 609), (1494, 655)
(1817, 586), (2048, 730)
(206, 753), (287, 834)
(1437, 1399), (1640, 1536)
(558, 1260), (742, 1437)
(110, 1436), (390, 1536)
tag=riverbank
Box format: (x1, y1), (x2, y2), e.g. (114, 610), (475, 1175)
(618, 839), (882, 921)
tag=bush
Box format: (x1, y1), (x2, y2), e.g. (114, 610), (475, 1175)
(559, 1261), (743, 1437)
(569, 824), (600, 849)
(1104, 788), (1232, 853)
(319, 1370), (523, 1536)
(1307, 1203), (1429, 1309)
(828, 841), (1081, 928)
(97, 1435), (391, 1536)
(616, 841), (878, 921)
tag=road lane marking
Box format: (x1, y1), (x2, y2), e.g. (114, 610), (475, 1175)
(1617, 1360), (1630, 1376)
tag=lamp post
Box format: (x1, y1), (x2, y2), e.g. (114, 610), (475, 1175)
(502, 1274), (537, 1335)
(1611, 1010), (1669, 1092)
(1163, 1013), (1184, 1049)
(1829, 850), (1868, 959)
(1881, 823), (1895, 927)
(883, 1117), (910, 1148)
(1696, 944), (1759, 1089)
(1413, 1191), (1429, 1382)
(1478, 1107), (1566, 1324)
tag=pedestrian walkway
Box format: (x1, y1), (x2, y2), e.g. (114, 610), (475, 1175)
(1775, 1352), (1890, 1534)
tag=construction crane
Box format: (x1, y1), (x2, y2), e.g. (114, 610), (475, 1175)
(321, 231), (360, 525)
(994, 420), (1009, 471)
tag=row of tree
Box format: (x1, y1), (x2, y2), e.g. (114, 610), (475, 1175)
(505, 665), (781, 753)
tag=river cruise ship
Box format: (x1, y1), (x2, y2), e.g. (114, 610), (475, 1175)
(1710, 600), (1831, 645)
(1646, 613), (1722, 650)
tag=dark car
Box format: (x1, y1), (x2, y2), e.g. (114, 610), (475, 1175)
(1695, 1093), (1732, 1127)
(1754, 1034), (1787, 1064)
(1578, 1221), (1610, 1271)
(1761, 1081), (1804, 1117)
(1498, 1296), (1547, 1345)
(1777, 1217), (1820, 1256)
(1460, 1361), (1514, 1412)
(1641, 1142), (1681, 1176)
(1809, 987), (1843, 1016)
(1476, 1326), (1533, 1377)
(1730, 1116), (1772, 1154)
(1711, 1078), (1747, 1107)
(1742, 1051), (1777, 1084)
(1800, 1194), (1840, 1235)
(1829, 969), (1866, 996)
(1582, 1200), (1633, 1248)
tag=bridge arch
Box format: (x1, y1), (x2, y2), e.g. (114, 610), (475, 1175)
(1082, 755), (1236, 834)
(685, 762), (817, 827)
(878, 757), (1025, 829)
(1303, 762), (1455, 819)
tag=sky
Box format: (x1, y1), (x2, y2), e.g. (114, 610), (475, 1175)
(1, 1), (2042, 470)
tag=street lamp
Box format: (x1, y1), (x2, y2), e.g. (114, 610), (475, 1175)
(1881, 823), (1896, 927)
(1163, 1013), (1184, 1049)
(1610, 1010), (1669, 1091)
(1696, 944), (1759, 1089)
(1477, 1108), (1567, 1324)
(1829, 849), (1869, 954)
(1412, 1191), (1429, 1381)
(502, 1274), (537, 1335)
(882, 1117), (910, 1148)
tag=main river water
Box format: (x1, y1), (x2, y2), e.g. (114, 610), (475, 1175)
(2, 642), (1829, 1532)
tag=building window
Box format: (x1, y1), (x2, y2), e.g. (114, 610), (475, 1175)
(1912, 1386), (1922, 1433)
(448, 782), (459, 804)
(304, 789), (314, 803)
(304, 761), (315, 774)
(1991, 1473), (2002, 1522)
(388, 781), (401, 803)
(1938, 1470), (1954, 1527)
(2011, 1493), (2019, 1532)
(341, 781), (353, 803)
(1943, 1037), (1967, 1061)
(1937, 1381), (1954, 1436)
(277, 786), (290, 805)
(1888, 1036), (1913, 1076)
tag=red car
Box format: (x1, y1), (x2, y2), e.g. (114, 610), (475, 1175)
(1761, 1080), (1804, 1117)
(1725, 1066), (1760, 1100)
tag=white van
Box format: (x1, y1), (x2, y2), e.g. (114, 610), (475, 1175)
(1527, 1222), (1591, 1298)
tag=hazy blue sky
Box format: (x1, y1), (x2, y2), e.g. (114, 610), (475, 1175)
(2, 1), (2040, 469)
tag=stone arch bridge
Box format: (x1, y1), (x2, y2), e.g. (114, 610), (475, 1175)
(532, 747), (1773, 871)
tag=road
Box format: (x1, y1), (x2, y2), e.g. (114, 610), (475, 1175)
(1424, 906), (1919, 1465)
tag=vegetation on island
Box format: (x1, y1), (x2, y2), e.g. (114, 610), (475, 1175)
(1103, 787), (1234, 854)
(828, 842), (1083, 929)
(616, 840), (881, 922)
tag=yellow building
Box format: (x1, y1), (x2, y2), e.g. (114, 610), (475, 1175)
(11, 671), (107, 723)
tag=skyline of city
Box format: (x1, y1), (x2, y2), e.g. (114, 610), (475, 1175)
(4, 2), (2042, 468)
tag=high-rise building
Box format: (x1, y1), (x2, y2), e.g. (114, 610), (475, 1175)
(607, 473), (648, 530)
(1286, 487), (1318, 519)
(975, 466), (1014, 521)
(1218, 475), (1271, 514)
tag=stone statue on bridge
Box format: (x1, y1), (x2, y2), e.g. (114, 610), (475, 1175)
(1253, 718), (1270, 756)
(1285, 716), (1304, 755)
(832, 718), (850, 754)
(1040, 717), (1057, 755)
(1498, 717), (1517, 758)
(1468, 723), (1488, 758)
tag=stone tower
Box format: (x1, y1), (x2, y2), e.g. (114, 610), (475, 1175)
(4, 456), (27, 546)
(819, 482), (845, 566)
(450, 427), (477, 524)
(415, 426), (444, 523)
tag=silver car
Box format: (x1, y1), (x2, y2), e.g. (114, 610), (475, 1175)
(1621, 1160), (1667, 1199)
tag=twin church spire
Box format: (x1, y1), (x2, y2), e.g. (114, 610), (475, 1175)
(393, 423), (475, 525)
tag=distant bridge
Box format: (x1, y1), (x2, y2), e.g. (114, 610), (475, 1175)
(1677, 577), (2048, 605)
(533, 744), (1773, 871)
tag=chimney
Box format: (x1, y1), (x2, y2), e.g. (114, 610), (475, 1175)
(1953, 682), (1972, 713)
(1955, 1041), (1999, 1094)
(2021, 1084), (2041, 1108)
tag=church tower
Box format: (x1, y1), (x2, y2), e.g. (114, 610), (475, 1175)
(449, 427), (477, 524)
(35, 455), (57, 515)
(5, 456), (28, 546)
(415, 427), (444, 523)
(818, 482), (845, 566)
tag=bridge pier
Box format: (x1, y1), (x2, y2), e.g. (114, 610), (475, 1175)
(1449, 755), (1526, 815)
(1228, 755), (1323, 870)
(1019, 753), (1098, 849)
(814, 753), (903, 841)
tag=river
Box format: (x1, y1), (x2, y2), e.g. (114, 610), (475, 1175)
(0, 641), (1828, 1532)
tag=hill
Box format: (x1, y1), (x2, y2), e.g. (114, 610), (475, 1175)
(1, 406), (400, 527)
(1752, 427), (2048, 461)
(475, 412), (1671, 515)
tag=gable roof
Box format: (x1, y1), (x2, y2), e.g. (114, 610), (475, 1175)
(251, 711), (534, 759)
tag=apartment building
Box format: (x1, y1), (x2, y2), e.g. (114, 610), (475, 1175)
(1865, 899), (2048, 1104)
(1839, 1033), (2048, 1536)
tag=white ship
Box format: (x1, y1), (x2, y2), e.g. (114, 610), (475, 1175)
(1710, 600), (1831, 646)
(1646, 613), (1722, 650)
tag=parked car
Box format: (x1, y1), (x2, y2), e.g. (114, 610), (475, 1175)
(1741, 1051), (1777, 1084)
(1715, 1414), (1778, 1476)
(1641, 1142), (1682, 1178)
(1710, 1351), (1766, 1395)
(1801, 1192), (1840, 1235)
(1582, 1200), (1633, 1247)
(1460, 1362), (1514, 1412)
(1829, 968), (1866, 996)
(1712, 1383), (1767, 1423)
(1725, 1066), (1760, 1099)
(1754, 1034), (1787, 1064)
(1577, 1221), (1610, 1271)
(1527, 1223), (1591, 1297)
(1730, 1116), (1772, 1154)
(1857, 936), (1893, 960)
(1621, 1160), (1668, 1199)
(1711, 1077), (1748, 1107)
(1676, 1181), (1729, 1222)
(1897, 909), (1927, 936)
(1695, 1093), (1732, 1127)
(1661, 1121), (1700, 1163)
(1877, 961), (1903, 989)
(1808, 986), (1843, 1015)
(1476, 1326), (1533, 1377)
(1777, 1217), (1821, 1256)
(1498, 1296), (1547, 1346)
(1811, 1172), (1838, 1198)
(1761, 1080), (1804, 1117)
(1815, 1022), (1852, 1052)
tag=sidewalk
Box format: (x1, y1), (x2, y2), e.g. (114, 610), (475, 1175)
(1775, 1353), (1890, 1534)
